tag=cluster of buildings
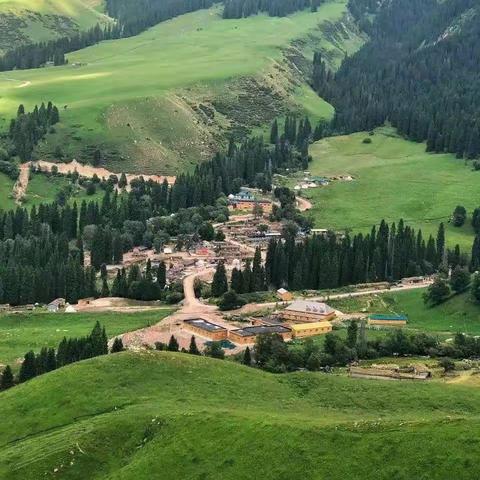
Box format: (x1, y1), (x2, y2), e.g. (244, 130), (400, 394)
(183, 299), (338, 347)
(227, 190), (273, 214)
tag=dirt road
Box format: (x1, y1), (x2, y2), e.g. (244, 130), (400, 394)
(12, 163), (30, 204)
(30, 160), (176, 188)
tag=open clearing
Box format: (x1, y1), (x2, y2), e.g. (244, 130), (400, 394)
(0, 308), (173, 365)
(0, 1), (364, 173)
(305, 127), (480, 249)
(1, 351), (480, 479)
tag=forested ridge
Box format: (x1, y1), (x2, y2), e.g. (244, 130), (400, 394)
(314, 0), (480, 158)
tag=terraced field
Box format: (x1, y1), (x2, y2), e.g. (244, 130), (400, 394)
(0, 0), (365, 174)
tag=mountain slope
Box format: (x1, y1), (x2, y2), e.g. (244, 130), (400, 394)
(0, 0), (110, 51)
(2, 351), (480, 479)
(0, 1), (365, 174)
(319, 0), (480, 159)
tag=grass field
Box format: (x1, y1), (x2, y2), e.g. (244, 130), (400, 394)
(330, 288), (480, 336)
(0, 1), (362, 174)
(0, 0), (109, 51)
(304, 127), (480, 249)
(1, 351), (480, 479)
(0, 308), (173, 365)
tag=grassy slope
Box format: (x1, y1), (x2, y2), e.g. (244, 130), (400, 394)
(1, 351), (480, 479)
(330, 288), (480, 335)
(0, 308), (173, 365)
(0, 1), (362, 174)
(305, 127), (480, 249)
(0, 0), (108, 49)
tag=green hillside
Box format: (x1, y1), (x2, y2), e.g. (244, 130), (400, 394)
(0, 0), (109, 51)
(0, 308), (173, 365)
(304, 127), (480, 249)
(0, 1), (365, 174)
(1, 351), (480, 479)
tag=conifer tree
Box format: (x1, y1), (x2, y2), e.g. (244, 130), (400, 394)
(111, 337), (125, 353)
(242, 346), (252, 366)
(188, 336), (200, 355)
(19, 351), (37, 383)
(168, 335), (179, 352)
(0, 365), (14, 390)
(211, 261), (228, 297)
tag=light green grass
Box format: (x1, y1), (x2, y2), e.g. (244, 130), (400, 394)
(0, 308), (173, 365)
(305, 127), (480, 249)
(1, 351), (480, 479)
(0, 2), (351, 173)
(330, 288), (480, 336)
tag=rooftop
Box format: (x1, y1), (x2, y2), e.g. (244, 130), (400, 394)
(184, 318), (227, 332)
(369, 314), (408, 321)
(291, 321), (332, 332)
(285, 300), (334, 315)
(230, 325), (291, 337)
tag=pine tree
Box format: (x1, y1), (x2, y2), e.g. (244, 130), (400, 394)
(19, 351), (37, 383)
(111, 337), (125, 353)
(188, 336), (200, 355)
(242, 346), (252, 366)
(167, 335), (179, 352)
(211, 261), (228, 297)
(0, 365), (14, 390)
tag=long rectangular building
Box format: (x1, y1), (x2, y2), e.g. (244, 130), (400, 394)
(290, 321), (332, 338)
(281, 300), (336, 323)
(229, 325), (292, 345)
(184, 318), (228, 341)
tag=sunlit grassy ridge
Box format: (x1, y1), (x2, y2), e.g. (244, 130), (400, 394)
(0, 1), (363, 173)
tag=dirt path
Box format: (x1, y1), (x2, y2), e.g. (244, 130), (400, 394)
(233, 281), (433, 315)
(296, 195), (312, 211)
(12, 163), (31, 204)
(30, 160), (176, 188)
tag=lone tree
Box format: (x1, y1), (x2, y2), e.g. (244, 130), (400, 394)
(111, 337), (125, 353)
(1, 365), (14, 390)
(189, 336), (200, 355)
(346, 320), (358, 348)
(471, 273), (480, 303)
(19, 351), (37, 383)
(450, 266), (470, 294)
(423, 276), (451, 306)
(211, 261), (228, 297)
(242, 346), (252, 366)
(167, 335), (179, 352)
(452, 206), (467, 227)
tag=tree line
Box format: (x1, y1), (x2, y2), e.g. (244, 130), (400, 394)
(223, 0), (322, 18)
(314, 0), (480, 160)
(9, 103), (60, 162)
(0, 321), (120, 391)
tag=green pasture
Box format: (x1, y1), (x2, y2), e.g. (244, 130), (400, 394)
(0, 308), (173, 365)
(1, 351), (480, 479)
(329, 288), (480, 336)
(305, 127), (480, 249)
